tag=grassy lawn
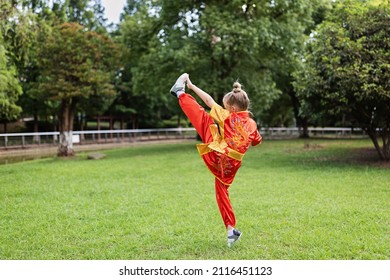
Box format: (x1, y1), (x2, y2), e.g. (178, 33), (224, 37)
(0, 139), (389, 260)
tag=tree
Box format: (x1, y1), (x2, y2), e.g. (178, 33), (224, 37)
(272, 0), (333, 136)
(118, 0), (319, 128)
(14, 1), (54, 135)
(16, 1), (111, 135)
(51, 0), (108, 32)
(0, 41), (22, 128)
(115, 0), (175, 128)
(37, 22), (120, 156)
(0, 0), (39, 130)
(294, 0), (390, 160)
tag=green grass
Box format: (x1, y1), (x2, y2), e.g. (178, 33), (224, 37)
(0, 139), (389, 260)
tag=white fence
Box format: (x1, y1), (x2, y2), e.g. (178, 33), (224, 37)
(0, 128), (197, 150)
(0, 127), (367, 150)
(262, 127), (366, 138)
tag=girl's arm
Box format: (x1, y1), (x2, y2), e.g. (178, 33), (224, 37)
(187, 76), (216, 109)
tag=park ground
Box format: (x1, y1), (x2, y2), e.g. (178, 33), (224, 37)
(0, 138), (389, 260)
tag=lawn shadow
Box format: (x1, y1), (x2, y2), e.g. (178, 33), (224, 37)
(297, 146), (389, 169)
(245, 139), (389, 172)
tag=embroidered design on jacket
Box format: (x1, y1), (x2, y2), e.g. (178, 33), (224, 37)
(226, 117), (250, 152)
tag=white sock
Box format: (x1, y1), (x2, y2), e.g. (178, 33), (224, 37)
(176, 90), (185, 97)
(227, 229), (234, 236)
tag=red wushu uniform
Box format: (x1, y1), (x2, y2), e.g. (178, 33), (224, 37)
(179, 93), (262, 228)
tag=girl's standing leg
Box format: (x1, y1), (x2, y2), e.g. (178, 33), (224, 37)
(179, 93), (236, 228)
(215, 178), (236, 229)
(179, 94), (214, 143)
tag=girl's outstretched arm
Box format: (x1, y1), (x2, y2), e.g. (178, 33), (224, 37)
(187, 76), (216, 109)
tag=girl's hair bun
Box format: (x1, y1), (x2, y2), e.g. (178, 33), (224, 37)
(223, 80), (250, 111)
(232, 81), (242, 93)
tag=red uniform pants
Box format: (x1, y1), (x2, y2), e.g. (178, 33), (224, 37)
(179, 94), (236, 228)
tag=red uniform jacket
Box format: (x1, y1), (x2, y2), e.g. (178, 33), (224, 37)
(197, 104), (262, 185)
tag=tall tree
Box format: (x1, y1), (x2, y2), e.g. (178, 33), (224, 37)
(14, 1), (55, 135)
(116, 0), (168, 128)
(294, 0), (390, 160)
(118, 0), (324, 128)
(272, 0), (333, 135)
(51, 0), (108, 32)
(0, 41), (22, 127)
(37, 22), (120, 156)
(0, 0), (39, 130)
(17, 1), (111, 135)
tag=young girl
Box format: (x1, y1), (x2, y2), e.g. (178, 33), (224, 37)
(170, 73), (262, 247)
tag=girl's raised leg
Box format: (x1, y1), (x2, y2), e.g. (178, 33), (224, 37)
(179, 94), (214, 143)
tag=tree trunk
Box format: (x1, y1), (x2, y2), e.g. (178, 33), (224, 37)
(299, 120), (309, 139)
(297, 117), (309, 138)
(33, 114), (39, 143)
(366, 128), (390, 161)
(380, 129), (390, 161)
(58, 99), (75, 157)
(176, 113), (180, 128)
(131, 116), (137, 129)
(287, 87), (309, 138)
(79, 114), (85, 141)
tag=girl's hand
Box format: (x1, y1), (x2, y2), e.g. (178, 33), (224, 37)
(186, 76), (193, 90)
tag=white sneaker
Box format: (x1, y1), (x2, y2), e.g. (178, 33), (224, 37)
(170, 73), (188, 97)
(227, 229), (242, 247)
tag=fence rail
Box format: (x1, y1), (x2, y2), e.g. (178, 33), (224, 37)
(0, 127), (367, 150)
(0, 128), (197, 150)
(262, 127), (367, 138)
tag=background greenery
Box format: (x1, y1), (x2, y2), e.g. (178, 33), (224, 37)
(1, 0), (389, 159)
(1, 0), (388, 262)
(1, 139), (388, 260)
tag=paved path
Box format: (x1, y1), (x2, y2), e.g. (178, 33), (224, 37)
(0, 139), (195, 164)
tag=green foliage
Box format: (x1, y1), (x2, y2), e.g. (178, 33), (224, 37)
(37, 22), (119, 102)
(34, 22), (121, 155)
(0, 0), (35, 122)
(16, 10), (54, 124)
(294, 0), (390, 160)
(117, 0), (321, 126)
(51, 0), (108, 33)
(0, 140), (389, 259)
(13, 0), (114, 133)
(0, 0), (40, 70)
(0, 43), (22, 121)
(4, 0), (388, 149)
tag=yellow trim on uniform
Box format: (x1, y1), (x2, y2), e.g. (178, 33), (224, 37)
(227, 147), (244, 161)
(196, 124), (244, 161)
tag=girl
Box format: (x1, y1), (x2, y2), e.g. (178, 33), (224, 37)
(170, 73), (262, 247)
